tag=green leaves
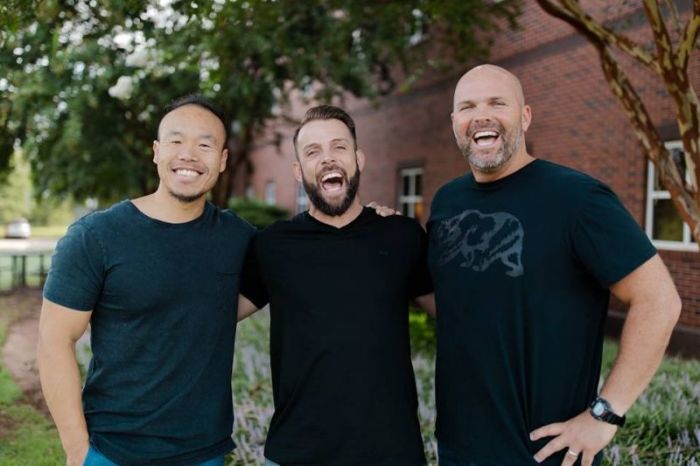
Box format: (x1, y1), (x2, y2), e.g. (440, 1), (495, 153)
(0, 0), (519, 204)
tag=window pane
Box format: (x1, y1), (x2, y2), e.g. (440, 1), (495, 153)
(402, 175), (410, 196)
(652, 199), (683, 241)
(400, 202), (410, 216)
(415, 173), (422, 196)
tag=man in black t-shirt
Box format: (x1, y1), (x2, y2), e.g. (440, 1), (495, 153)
(238, 105), (434, 466)
(428, 64), (681, 466)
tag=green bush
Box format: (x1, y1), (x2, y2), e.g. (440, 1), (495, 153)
(228, 197), (289, 229)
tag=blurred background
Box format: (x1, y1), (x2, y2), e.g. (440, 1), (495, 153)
(0, 1), (698, 464)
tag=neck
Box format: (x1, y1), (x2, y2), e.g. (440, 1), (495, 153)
(308, 198), (364, 228)
(471, 151), (535, 183)
(131, 187), (207, 224)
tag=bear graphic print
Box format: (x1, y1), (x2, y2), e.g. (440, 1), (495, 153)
(434, 209), (524, 277)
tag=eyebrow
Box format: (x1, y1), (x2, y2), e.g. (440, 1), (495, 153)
(164, 130), (218, 143)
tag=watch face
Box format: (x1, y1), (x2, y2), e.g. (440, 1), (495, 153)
(592, 401), (605, 416)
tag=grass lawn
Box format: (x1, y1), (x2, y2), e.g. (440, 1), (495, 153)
(0, 299), (64, 465)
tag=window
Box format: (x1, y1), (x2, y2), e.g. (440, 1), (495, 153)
(645, 140), (697, 251)
(245, 185), (255, 199)
(398, 167), (424, 222)
(296, 182), (309, 213)
(264, 181), (276, 205)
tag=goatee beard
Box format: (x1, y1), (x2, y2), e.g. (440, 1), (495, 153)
(303, 164), (360, 217)
(461, 122), (522, 173)
(168, 189), (206, 203)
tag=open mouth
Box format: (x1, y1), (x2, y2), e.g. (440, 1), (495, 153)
(319, 171), (346, 194)
(472, 130), (501, 147)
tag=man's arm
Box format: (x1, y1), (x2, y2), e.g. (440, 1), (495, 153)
(37, 299), (92, 466)
(237, 294), (261, 321)
(531, 255), (681, 466)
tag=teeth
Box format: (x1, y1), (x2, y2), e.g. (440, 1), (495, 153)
(176, 169), (199, 177)
(474, 131), (498, 139)
(322, 172), (342, 182)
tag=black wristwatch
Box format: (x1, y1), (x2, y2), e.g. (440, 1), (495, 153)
(589, 397), (626, 427)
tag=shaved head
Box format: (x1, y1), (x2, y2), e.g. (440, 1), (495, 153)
(454, 64), (526, 108)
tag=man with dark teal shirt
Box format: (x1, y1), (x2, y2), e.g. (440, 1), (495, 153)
(428, 65), (681, 466)
(38, 96), (255, 466)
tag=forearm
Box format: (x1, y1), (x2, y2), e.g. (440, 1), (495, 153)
(600, 297), (680, 414)
(37, 336), (89, 456)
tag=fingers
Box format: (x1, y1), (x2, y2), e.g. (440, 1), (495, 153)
(534, 436), (567, 463)
(560, 448), (580, 466)
(530, 422), (564, 441)
(581, 451), (595, 466)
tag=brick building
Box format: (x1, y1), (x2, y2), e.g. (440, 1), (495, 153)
(243, 2), (700, 349)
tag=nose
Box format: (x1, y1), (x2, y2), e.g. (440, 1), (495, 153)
(320, 148), (336, 165)
(177, 141), (199, 161)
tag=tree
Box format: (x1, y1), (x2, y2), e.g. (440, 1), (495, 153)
(0, 0), (519, 206)
(535, 0), (700, 244)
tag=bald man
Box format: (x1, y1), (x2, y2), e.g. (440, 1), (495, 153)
(426, 64), (680, 466)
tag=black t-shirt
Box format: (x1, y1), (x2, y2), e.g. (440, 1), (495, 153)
(44, 201), (255, 465)
(427, 160), (656, 466)
(241, 207), (431, 466)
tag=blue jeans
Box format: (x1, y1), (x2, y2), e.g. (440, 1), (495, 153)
(83, 445), (225, 466)
(265, 459), (280, 466)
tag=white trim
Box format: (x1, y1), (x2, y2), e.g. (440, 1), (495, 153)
(398, 167), (424, 219)
(296, 182), (309, 213)
(645, 140), (698, 251)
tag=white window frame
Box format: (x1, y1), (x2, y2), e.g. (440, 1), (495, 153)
(296, 182), (309, 213)
(398, 167), (424, 219)
(264, 181), (276, 206)
(645, 140), (698, 251)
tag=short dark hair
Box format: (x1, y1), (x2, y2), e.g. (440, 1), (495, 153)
(158, 94), (229, 147)
(292, 105), (357, 157)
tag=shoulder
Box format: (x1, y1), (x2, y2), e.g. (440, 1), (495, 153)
(214, 206), (257, 236)
(432, 174), (471, 206)
(366, 210), (426, 242)
(534, 160), (608, 201)
(69, 200), (132, 236)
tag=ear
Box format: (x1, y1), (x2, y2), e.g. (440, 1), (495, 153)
(293, 161), (303, 183)
(356, 149), (366, 172)
(219, 148), (229, 173)
(521, 105), (532, 133)
(152, 140), (160, 164)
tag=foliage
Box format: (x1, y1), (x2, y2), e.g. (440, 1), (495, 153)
(0, 0), (520, 206)
(228, 197), (289, 229)
(409, 306), (436, 355)
(0, 150), (32, 223)
(535, 0), (700, 243)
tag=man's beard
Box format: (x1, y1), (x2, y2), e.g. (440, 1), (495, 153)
(168, 189), (206, 204)
(459, 121), (522, 173)
(302, 163), (360, 217)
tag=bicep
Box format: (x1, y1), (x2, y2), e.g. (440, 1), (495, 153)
(39, 299), (92, 344)
(609, 254), (678, 308)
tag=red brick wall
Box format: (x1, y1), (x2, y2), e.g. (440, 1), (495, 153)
(247, 1), (700, 327)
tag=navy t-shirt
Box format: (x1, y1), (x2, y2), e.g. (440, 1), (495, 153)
(241, 208), (432, 466)
(44, 201), (255, 465)
(427, 160), (656, 465)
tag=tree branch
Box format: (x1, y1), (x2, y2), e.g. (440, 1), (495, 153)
(536, 0), (661, 75)
(643, 0), (679, 77)
(677, 0), (700, 72)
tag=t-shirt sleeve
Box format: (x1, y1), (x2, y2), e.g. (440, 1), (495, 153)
(409, 225), (434, 298)
(43, 221), (105, 311)
(571, 181), (657, 288)
(240, 234), (269, 308)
